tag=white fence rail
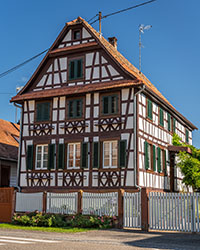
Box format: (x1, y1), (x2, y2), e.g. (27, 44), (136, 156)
(149, 192), (200, 232)
(82, 192), (118, 216)
(46, 192), (77, 214)
(15, 192), (43, 212)
(123, 192), (141, 228)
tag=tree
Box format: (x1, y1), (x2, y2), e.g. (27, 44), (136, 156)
(172, 134), (200, 191)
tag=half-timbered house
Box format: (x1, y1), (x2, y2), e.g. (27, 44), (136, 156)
(11, 17), (197, 193)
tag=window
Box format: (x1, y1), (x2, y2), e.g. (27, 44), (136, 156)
(36, 102), (50, 122)
(144, 141), (156, 171)
(147, 99), (152, 120)
(168, 113), (171, 132)
(159, 108), (164, 127)
(35, 145), (48, 169)
(103, 141), (118, 168)
(73, 30), (81, 40)
(67, 143), (81, 169)
(68, 59), (83, 80)
(102, 94), (118, 115)
(186, 129), (189, 143)
(67, 99), (83, 119)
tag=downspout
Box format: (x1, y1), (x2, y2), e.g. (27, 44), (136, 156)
(133, 84), (145, 190)
(14, 102), (23, 192)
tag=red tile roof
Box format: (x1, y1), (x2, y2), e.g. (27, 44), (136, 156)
(0, 119), (20, 147)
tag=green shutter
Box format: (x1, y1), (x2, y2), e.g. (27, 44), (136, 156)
(147, 99), (152, 120)
(157, 147), (161, 173)
(103, 96), (109, 114)
(160, 108), (164, 126)
(164, 150), (167, 175)
(168, 113), (171, 131)
(58, 144), (65, 169)
(77, 59), (83, 78)
(144, 141), (149, 170)
(81, 142), (88, 169)
(27, 145), (34, 170)
(153, 145), (156, 171)
(93, 142), (100, 168)
(36, 103), (42, 121)
(118, 140), (127, 168)
(43, 102), (50, 121)
(48, 144), (55, 170)
(173, 118), (176, 133)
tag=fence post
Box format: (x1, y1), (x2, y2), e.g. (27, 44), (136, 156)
(78, 190), (83, 214)
(141, 188), (149, 231)
(43, 191), (47, 213)
(118, 189), (124, 228)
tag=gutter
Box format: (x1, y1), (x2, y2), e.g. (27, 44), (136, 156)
(133, 84), (145, 191)
(13, 103), (23, 192)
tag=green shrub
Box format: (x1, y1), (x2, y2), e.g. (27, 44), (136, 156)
(12, 212), (118, 229)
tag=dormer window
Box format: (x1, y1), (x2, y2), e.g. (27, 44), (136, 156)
(73, 30), (81, 40)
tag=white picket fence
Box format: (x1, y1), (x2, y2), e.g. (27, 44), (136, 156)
(123, 192), (141, 228)
(46, 192), (77, 214)
(15, 192), (43, 212)
(149, 192), (200, 232)
(82, 192), (118, 216)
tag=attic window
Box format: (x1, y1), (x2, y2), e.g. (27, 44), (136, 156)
(73, 30), (81, 40)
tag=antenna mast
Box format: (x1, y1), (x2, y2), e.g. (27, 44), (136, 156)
(99, 11), (102, 37)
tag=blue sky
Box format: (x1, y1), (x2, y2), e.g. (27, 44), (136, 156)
(0, 0), (199, 147)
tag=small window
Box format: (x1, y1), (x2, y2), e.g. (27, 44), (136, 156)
(186, 129), (189, 144)
(67, 143), (81, 169)
(147, 99), (152, 120)
(69, 59), (83, 80)
(36, 102), (50, 122)
(67, 99), (83, 119)
(35, 145), (48, 169)
(102, 94), (118, 115)
(103, 141), (118, 168)
(159, 108), (164, 127)
(73, 30), (81, 40)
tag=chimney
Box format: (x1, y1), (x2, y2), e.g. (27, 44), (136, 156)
(108, 37), (117, 49)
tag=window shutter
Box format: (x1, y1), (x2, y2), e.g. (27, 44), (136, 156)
(48, 144), (55, 170)
(144, 141), (149, 170)
(164, 150), (167, 175)
(69, 61), (75, 80)
(103, 96), (109, 114)
(81, 142), (88, 169)
(27, 145), (34, 170)
(58, 144), (65, 169)
(77, 59), (83, 78)
(173, 118), (176, 133)
(153, 145), (156, 171)
(36, 103), (42, 121)
(147, 99), (152, 120)
(118, 140), (127, 168)
(157, 147), (161, 173)
(160, 108), (164, 126)
(168, 113), (171, 131)
(43, 102), (50, 121)
(93, 142), (100, 168)
(186, 129), (189, 143)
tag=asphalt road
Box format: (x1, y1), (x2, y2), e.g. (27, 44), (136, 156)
(0, 228), (199, 250)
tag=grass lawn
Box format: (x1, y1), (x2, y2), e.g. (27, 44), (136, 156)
(0, 223), (93, 233)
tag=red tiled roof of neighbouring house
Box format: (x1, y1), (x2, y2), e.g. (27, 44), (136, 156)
(0, 119), (20, 147)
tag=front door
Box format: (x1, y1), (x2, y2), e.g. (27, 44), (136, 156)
(1, 166), (10, 187)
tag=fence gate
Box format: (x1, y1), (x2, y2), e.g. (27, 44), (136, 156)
(149, 192), (200, 232)
(0, 187), (14, 222)
(123, 192), (141, 228)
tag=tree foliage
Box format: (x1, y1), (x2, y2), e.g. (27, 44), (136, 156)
(172, 134), (200, 191)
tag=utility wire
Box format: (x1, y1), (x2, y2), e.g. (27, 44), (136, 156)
(0, 0), (157, 81)
(89, 0), (157, 25)
(0, 48), (49, 79)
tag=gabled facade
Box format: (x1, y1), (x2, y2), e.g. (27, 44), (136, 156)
(11, 17), (197, 193)
(0, 119), (19, 187)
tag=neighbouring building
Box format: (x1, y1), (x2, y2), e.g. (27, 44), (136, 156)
(10, 17), (197, 193)
(0, 119), (20, 187)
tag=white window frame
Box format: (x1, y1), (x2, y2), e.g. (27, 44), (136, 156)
(67, 142), (81, 169)
(103, 140), (118, 168)
(35, 144), (48, 170)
